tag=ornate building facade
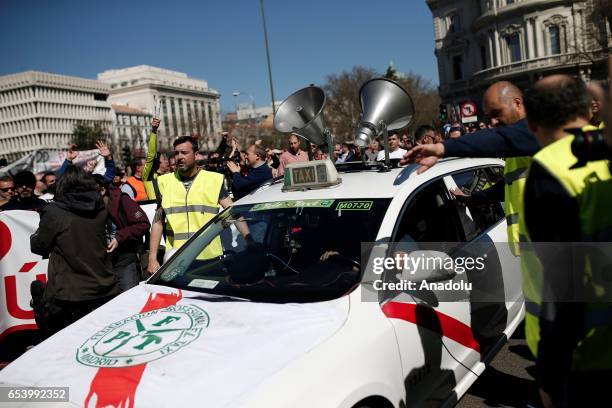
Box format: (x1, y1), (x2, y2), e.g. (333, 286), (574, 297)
(427, 0), (612, 111)
(0, 71), (112, 161)
(111, 104), (152, 159)
(98, 65), (222, 152)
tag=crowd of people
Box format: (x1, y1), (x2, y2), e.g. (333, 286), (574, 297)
(0, 59), (611, 407)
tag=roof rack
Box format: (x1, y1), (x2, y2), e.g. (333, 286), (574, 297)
(335, 158), (403, 173)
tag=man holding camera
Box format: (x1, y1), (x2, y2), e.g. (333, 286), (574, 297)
(521, 73), (612, 407)
(227, 144), (272, 200)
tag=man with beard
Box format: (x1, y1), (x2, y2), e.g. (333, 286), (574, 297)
(2, 171), (47, 212)
(278, 133), (308, 176)
(147, 136), (251, 273)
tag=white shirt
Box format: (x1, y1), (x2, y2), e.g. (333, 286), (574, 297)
(377, 148), (407, 161)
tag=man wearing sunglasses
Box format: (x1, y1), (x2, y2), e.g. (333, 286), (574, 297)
(2, 171), (47, 212)
(0, 176), (15, 210)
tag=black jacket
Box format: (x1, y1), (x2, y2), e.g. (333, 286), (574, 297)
(232, 163), (273, 200)
(443, 119), (540, 158)
(31, 190), (119, 302)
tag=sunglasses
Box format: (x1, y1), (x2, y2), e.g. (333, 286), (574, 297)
(0, 187), (14, 192)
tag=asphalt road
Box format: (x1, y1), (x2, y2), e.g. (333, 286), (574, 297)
(457, 323), (541, 407)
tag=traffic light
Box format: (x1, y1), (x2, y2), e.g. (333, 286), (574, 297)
(122, 146), (131, 165)
(439, 104), (448, 123)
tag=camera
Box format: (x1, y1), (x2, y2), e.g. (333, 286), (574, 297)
(568, 127), (610, 168)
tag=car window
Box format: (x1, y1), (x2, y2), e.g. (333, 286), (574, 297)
(392, 179), (464, 242)
(149, 198), (391, 303)
(451, 166), (505, 241)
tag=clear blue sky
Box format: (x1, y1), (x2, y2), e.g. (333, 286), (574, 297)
(0, 0), (438, 114)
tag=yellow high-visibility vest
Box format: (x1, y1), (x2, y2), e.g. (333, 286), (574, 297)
(504, 156), (532, 256)
(519, 128), (612, 370)
(157, 170), (224, 260)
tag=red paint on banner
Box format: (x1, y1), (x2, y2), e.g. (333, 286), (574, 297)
(84, 291), (182, 408)
(0, 221), (11, 261)
(19, 262), (38, 272)
(382, 301), (480, 352)
(5, 273), (47, 320)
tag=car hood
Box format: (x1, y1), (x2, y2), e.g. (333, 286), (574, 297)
(0, 284), (349, 407)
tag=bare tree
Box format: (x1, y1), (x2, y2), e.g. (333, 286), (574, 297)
(322, 65), (440, 141)
(323, 66), (377, 141)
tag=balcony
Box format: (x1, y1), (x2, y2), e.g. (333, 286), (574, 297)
(471, 52), (602, 83)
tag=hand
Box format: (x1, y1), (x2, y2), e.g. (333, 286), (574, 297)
(152, 118), (161, 132)
(400, 143), (445, 174)
(450, 186), (468, 197)
(107, 238), (118, 253)
(147, 258), (161, 275)
(320, 251), (339, 262)
(96, 140), (111, 159)
(539, 388), (555, 408)
(226, 161), (240, 173)
(66, 146), (78, 162)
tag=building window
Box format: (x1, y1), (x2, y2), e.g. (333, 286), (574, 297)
(170, 97), (178, 136)
(207, 104), (214, 134)
(446, 13), (461, 34)
(186, 101), (193, 133)
(549, 26), (561, 55)
(480, 45), (488, 69)
(506, 34), (522, 62)
(506, 0), (515, 5)
(178, 98), (185, 133)
(452, 55), (463, 80)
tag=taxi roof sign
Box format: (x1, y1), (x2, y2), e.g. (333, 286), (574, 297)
(283, 159), (341, 191)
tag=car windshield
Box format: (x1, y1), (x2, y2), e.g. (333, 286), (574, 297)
(149, 198), (391, 303)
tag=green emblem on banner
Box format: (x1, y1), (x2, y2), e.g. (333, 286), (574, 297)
(76, 304), (210, 368)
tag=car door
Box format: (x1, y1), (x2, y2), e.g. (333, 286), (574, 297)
(443, 165), (523, 369)
(379, 177), (476, 407)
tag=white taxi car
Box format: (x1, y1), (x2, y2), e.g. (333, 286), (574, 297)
(0, 158), (524, 408)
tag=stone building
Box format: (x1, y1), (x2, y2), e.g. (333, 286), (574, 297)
(427, 0), (612, 114)
(111, 104), (152, 158)
(0, 71), (112, 161)
(98, 65), (222, 152)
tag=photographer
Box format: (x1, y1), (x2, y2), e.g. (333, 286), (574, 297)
(522, 73), (612, 407)
(227, 144), (273, 200)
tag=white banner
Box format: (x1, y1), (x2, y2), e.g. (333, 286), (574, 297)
(0, 203), (158, 340)
(0, 211), (48, 340)
(0, 149), (100, 177)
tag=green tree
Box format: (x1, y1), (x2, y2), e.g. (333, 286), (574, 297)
(384, 61), (400, 81)
(71, 121), (106, 150)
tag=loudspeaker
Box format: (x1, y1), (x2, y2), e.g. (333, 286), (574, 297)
(274, 86), (328, 145)
(354, 78), (415, 147)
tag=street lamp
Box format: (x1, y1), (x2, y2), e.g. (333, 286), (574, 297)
(259, 0), (276, 116)
(233, 91), (261, 139)
(232, 91), (256, 118)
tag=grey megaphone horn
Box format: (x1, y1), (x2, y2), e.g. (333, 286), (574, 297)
(354, 78), (415, 147)
(273, 86), (329, 146)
